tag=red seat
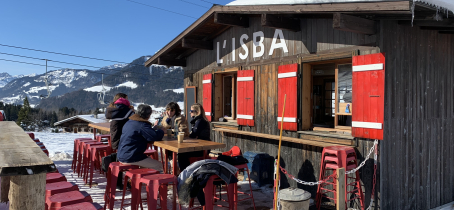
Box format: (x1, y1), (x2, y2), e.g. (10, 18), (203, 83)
(96, 134), (111, 143)
(76, 140), (97, 175)
(120, 168), (160, 210)
(80, 141), (104, 177)
(104, 162), (140, 210)
(84, 144), (109, 187)
(46, 173), (67, 184)
(71, 138), (93, 172)
(42, 148), (49, 156)
(188, 175), (235, 210)
(59, 202), (102, 210)
(316, 145), (364, 210)
(26, 132), (35, 140)
(139, 174), (178, 210)
(46, 191), (92, 210)
(45, 182), (79, 210)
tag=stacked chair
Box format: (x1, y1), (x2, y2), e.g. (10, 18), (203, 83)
(26, 133), (102, 209)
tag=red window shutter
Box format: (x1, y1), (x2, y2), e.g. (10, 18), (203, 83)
(352, 53), (385, 140)
(203, 74), (212, 121)
(237, 70), (255, 126)
(278, 63), (298, 131)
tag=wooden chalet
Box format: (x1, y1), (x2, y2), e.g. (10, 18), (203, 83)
(54, 114), (107, 133)
(145, 1), (454, 209)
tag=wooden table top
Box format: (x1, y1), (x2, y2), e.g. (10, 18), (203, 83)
(89, 122), (110, 132)
(153, 137), (226, 153)
(0, 122), (56, 176)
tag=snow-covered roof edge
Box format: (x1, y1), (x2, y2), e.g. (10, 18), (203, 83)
(54, 114), (107, 126)
(226, 0), (454, 14)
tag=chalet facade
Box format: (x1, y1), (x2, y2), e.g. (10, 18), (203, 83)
(145, 1), (454, 209)
(54, 114), (107, 133)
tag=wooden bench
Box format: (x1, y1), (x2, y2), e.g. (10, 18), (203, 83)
(213, 128), (353, 147)
(0, 121), (56, 210)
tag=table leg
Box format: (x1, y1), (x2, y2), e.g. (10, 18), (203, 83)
(203, 150), (208, 159)
(93, 128), (97, 140)
(164, 149), (168, 174)
(172, 152), (177, 175)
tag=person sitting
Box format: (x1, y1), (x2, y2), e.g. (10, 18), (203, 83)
(117, 104), (165, 171)
(178, 103), (211, 171)
(105, 93), (135, 151)
(155, 102), (189, 136)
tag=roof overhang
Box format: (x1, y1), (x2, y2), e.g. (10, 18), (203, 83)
(144, 1), (452, 67)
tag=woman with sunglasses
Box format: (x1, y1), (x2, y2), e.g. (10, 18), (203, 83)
(154, 102), (189, 136)
(178, 103), (211, 170)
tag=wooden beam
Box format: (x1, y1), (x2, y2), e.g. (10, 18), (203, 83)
(420, 26), (454, 31)
(333, 13), (376, 35)
(181, 38), (213, 50)
(261, 14), (300, 32)
(439, 31), (454, 34)
(399, 20), (454, 27)
(214, 13), (249, 28)
(157, 57), (186, 67)
(336, 168), (346, 210)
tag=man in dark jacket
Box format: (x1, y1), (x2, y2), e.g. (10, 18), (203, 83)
(105, 96), (134, 150)
(117, 104), (165, 171)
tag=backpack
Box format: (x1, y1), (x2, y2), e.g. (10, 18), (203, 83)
(101, 153), (117, 172)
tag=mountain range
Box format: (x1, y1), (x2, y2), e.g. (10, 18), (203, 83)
(0, 56), (184, 111)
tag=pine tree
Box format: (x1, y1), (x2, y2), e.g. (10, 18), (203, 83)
(16, 97), (31, 128)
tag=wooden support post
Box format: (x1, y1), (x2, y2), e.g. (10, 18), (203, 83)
(1, 176), (10, 202)
(182, 38), (213, 50)
(333, 13), (376, 35)
(157, 57), (186, 67)
(261, 14), (300, 32)
(214, 13), (249, 28)
(8, 173), (46, 210)
(336, 168), (346, 210)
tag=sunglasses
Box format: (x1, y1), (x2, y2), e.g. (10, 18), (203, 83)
(190, 110), (197, 113)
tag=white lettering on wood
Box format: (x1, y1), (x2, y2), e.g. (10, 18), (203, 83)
(269, 29), (288, 55)
(239, 34), (249, 60)
(253, 31), (265, 58)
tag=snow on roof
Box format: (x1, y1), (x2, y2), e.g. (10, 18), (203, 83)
(227, 0), (454, 13)
(54, 114), (107, 126)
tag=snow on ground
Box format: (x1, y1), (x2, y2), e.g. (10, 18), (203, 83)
(0, 132), (276, 210)
(163, 88), (184, 94)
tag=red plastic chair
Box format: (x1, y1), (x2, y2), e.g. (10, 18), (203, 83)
(139, 174), (178, 210)
(59, 202), (102, 210)
(46, 173), (67, 184)
(104, 162), (140, 210)
(120, 168), (160, 210)
(71, 138), (93, 171)
(45, 182), (79, 210)
(84, 144), (109, 187)
(46, 191), (92, 210)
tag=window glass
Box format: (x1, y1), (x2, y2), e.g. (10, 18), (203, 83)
(337, 64), (352, 114)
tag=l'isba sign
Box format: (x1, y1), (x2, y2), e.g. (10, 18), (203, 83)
(217, 29), (288, 64)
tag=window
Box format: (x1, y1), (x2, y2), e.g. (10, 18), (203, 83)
(213, 71), (237, 122)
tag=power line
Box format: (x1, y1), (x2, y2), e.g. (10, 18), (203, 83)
(126, 0), (198, 19)
(0, 43), (131, 64)
(178, 0), (210, 9)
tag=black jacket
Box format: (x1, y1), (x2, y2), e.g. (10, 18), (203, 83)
(117, 114), (164, 163)
(105, 104), (134, 150)
(189, 115), (210, 140)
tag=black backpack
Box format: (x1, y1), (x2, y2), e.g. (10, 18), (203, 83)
(101, 153), (117, 172)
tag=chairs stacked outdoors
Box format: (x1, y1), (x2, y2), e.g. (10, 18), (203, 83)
(25, 133), (102, 209)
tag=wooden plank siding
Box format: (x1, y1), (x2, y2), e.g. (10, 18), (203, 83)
(182, 17), (380, 209)
(380, 20), (454, 210)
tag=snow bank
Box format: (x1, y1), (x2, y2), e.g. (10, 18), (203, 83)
(34, 132), (93, 160)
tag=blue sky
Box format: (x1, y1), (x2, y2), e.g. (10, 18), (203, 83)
(0, 0), (232, 75)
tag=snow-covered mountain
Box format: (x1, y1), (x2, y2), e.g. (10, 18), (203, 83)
(0, 56), (184, 111)
(0, 72), (36, 88)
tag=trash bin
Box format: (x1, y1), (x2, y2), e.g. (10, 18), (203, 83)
(243, 151), (273, 187)
(278, 188), (311, 210)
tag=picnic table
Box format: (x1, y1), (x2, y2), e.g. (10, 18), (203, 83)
(88, 123), (226, 175)
(0, 121), (56, 210)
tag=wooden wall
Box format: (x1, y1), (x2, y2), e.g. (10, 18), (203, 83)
(380, 20), (454, 210)
(183, 17), (382, 209)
